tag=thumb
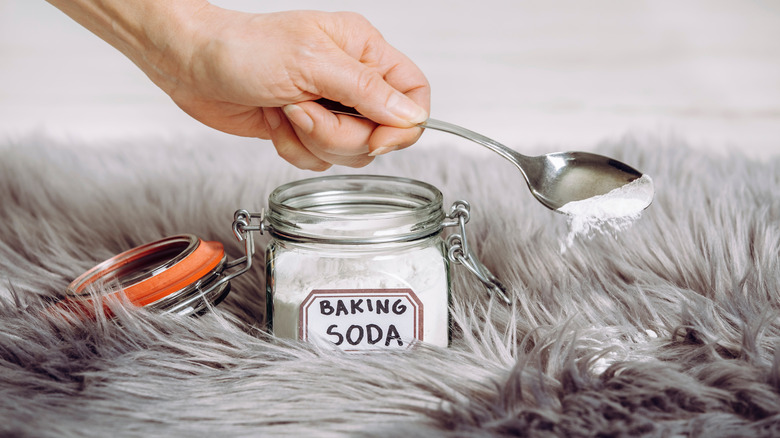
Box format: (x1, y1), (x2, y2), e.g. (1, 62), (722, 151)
(310, 53), (428, 128)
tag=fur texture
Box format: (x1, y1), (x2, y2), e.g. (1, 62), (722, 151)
(1, 133), (779, 437)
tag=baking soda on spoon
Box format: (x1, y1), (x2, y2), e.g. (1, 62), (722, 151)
(559, 175), (654, 252)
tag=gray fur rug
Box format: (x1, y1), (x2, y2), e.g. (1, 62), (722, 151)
(1, 132), (779, 437)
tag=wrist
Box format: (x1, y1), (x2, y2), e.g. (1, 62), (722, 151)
(45, 0), (212, 94)
(131, 0), (213, 94)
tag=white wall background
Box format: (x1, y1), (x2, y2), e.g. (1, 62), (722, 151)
(1, 0), (779, 157)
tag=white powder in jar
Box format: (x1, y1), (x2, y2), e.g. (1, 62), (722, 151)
(270, 241), (449, 349)
(559, 175), (654, 251)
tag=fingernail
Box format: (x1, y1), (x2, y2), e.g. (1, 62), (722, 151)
(368, 146), (396, 157)
(283, 104), (314, 134)
(264, 108), (282, 130)
(387, 92), (428, 125)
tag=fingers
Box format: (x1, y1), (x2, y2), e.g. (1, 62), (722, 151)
(306, 14), (431, 129)
(264, 105), (378, 170)
(281, 102), (376, 167)
(262, 107), (331, 171)
(366, 125), (424, 156)
(283, 100), (425, 161)
(311, 55), (428, 129)
(282, 102), (373, 157)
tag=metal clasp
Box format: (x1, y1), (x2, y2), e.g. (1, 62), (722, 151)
(207, 209), (266, 293)
(444, 201), (511, 304)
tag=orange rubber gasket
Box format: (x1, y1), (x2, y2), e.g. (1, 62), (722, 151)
(68, 236), (225, 308)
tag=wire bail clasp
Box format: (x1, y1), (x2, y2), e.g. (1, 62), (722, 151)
(444, 201), (511, 304)
(207, 209), (266, 293)
(232, 209), (265, 241)
(229, 208), (266, 270)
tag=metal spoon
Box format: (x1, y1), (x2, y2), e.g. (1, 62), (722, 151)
(316, 99), (650, 213)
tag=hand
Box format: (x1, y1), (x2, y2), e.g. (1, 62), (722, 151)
(161, 7), (431, 170)
(46, 1), (430, 170)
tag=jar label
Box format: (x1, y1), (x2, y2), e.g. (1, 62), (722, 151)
(299, 289), (423, 351)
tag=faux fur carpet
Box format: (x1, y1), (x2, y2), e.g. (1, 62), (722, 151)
(1, 132), (779, 437)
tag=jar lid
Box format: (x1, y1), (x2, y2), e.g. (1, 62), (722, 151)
(65, 234), (230, 317)
(266, 175), (445, 244)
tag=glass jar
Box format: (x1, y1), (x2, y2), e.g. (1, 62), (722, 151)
(264, 175), (451, 350)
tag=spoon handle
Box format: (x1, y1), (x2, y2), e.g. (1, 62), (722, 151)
(314, 99), (530, 167)
(420, 118), (528, 164)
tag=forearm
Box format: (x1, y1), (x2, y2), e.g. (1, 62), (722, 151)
(44, 0), (209, 92)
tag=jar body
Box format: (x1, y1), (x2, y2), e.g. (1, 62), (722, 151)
(266, 234), (450, 350)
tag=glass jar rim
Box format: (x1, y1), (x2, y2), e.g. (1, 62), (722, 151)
(267, 175), (445, 244)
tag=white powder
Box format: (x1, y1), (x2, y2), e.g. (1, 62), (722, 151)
(270, 241), (449, 349)
(559, 175), (654, 251)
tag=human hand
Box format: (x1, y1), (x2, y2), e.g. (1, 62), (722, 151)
(45, 0), (430, 170)
(162, 7), (431, 170)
